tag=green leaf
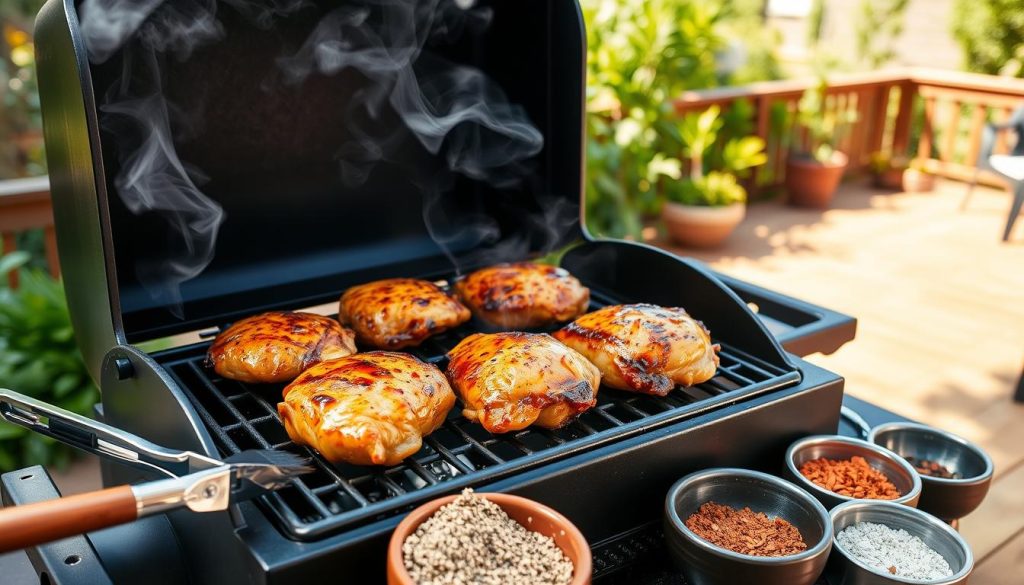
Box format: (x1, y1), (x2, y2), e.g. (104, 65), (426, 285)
(0, 422), (27, 441)
(0, 251), (31, 276)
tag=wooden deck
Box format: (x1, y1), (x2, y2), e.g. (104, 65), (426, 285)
(661, 177), (1024, 581)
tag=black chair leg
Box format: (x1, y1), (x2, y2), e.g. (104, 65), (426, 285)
(1015, 364), (1024, 403)
(1004, 183), (1024, 242)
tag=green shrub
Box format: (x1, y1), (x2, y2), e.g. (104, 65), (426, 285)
(583, 0), (778, 238)
(0, 252), (99, 471)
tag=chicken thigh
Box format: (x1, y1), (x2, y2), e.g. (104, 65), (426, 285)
(553, 304), (719, 396)
(278, 352), (455, 466)
(454, 263), (590, 329)
(339, 278), (471, 349)
(206, 311), (357, 384)
(445, 332), (600, 433)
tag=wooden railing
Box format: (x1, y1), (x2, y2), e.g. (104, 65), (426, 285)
(0, 176), (58, 288)
(675, 68), (1024, 194)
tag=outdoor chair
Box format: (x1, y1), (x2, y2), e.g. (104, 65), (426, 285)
(963, 105), (1024, 242)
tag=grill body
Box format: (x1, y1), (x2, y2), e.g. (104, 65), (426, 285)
(31, 0), (853, 583)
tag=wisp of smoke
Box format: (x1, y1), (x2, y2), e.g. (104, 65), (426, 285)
(277, 0), (548, 269)
(80, 0), (306, 315)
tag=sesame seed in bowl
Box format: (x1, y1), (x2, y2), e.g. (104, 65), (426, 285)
(387, 489), (591, 585)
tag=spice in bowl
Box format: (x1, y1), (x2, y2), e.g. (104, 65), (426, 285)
(837, 522), (953, 580)
(683, 502), (808, 557)
(402, 489), (573, 585)
(905, 456), (961, 479)
(799, 456), (901, 499)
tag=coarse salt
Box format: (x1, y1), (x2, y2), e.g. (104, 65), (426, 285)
(837, 522), (953, 581)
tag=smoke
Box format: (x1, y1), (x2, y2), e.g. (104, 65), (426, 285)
(79, 0), (556, 315)
(80, 0), (306, 315)
(278, 0), (547, 268)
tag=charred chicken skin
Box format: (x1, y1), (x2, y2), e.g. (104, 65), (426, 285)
(339, 278), (471, 349)
(454, 262), (590, 329)
(446, 332), (601, 433)
(278, 352), (455, 466)
(553, 304), (719, 396)
(206, 311), (357, 384)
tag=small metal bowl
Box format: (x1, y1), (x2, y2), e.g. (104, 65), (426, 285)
(664, 468), (833, 585)
(868, 422), (993, 521)
(830, 500), (973, 584)
(785, 436), (922, 509)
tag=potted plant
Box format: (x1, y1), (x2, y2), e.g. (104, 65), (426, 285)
(868, 151), (909, 190)
(784, 80), (856, 208)
(662, 106), (767, 248)
(902, 159), (935, 192)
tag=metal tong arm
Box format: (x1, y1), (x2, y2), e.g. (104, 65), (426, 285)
(0, 388), (221, 479)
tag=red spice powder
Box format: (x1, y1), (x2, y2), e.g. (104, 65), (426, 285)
(684, 502), (808, 557)
(799, 456), (901, 499)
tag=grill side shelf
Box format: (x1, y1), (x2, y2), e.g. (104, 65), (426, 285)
(156, 287), (800, 540)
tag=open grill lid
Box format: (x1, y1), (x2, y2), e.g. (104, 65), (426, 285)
(38, 0), (585, 368)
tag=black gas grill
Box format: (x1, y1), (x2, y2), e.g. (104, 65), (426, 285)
(159, 285), (801, 540)
(23, 0), (856, 582)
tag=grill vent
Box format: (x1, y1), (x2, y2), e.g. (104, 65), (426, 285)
(159, 289), (799, 539)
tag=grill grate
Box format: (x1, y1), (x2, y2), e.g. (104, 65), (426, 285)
(156, 289), (800, 540)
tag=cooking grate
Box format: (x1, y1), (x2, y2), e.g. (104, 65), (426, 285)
(156, 288), (801, 540)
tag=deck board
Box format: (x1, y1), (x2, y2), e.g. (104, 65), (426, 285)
(661, 177), (1024, 575)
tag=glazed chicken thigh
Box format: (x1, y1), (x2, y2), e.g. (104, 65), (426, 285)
(446, 332), (601, 433)
(553, 304), (719, 396)
(339, 278), (471, 349)
(455, 263), (590, 329)
(206, 311), (357, 384)
(278, 352), (455, 466)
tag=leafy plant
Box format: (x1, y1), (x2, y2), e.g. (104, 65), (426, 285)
(854, 0), (909, 69)
(952, 0), (1024, 78)
(582, 0), (780, 238)
(0, 252), (99, 472)
(789, 79), (856, 164)
(666, 104), (766, 207)
(868, 151), (909, 174)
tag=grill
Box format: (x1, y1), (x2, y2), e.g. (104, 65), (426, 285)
(29, 0), (856, 582)
(158, 285), (800, 539)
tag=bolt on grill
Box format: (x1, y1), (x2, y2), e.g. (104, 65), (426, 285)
(156, 287), (801, 540)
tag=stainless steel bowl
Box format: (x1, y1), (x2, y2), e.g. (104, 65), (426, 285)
(829, 500), (973, 584)
(785, 436), (922, 509)
(868, 422), (993, 521)
(664, 468), (833, 585)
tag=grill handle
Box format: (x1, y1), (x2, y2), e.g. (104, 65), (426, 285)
(0, 485), (137, 553)
(0, 466), (233, 553)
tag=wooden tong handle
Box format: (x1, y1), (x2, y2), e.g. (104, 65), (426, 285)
(0, 485), (137, 553)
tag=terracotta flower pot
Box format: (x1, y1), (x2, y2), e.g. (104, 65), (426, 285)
(785, 151), (849, 208)
(387, 492), (592, 585)
(902, 168), (935, 193)
(871, 167), (905, 190)
(662, 201), (745, 249)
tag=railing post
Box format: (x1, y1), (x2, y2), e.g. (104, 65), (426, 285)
(2, 232), (18, 289)
(752, 95), (771, 195)
(866, 85), (890, 156)
(891, 80), (916, 157)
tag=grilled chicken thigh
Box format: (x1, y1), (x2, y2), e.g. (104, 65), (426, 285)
(339, 278), (471, 349)
(455, 263), (590, 329)
(553, 304), (719, 396)
(446, 332), (600, 433)
(278, 352), (455, 466)
(206, 311), (357, 384)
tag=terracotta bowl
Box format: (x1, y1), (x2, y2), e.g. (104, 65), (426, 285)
(386, 492), (592, 585)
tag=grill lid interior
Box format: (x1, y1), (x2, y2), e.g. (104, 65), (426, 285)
(72, 0), (585, 342)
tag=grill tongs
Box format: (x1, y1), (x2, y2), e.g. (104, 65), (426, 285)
(0, 388), (312, 553)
